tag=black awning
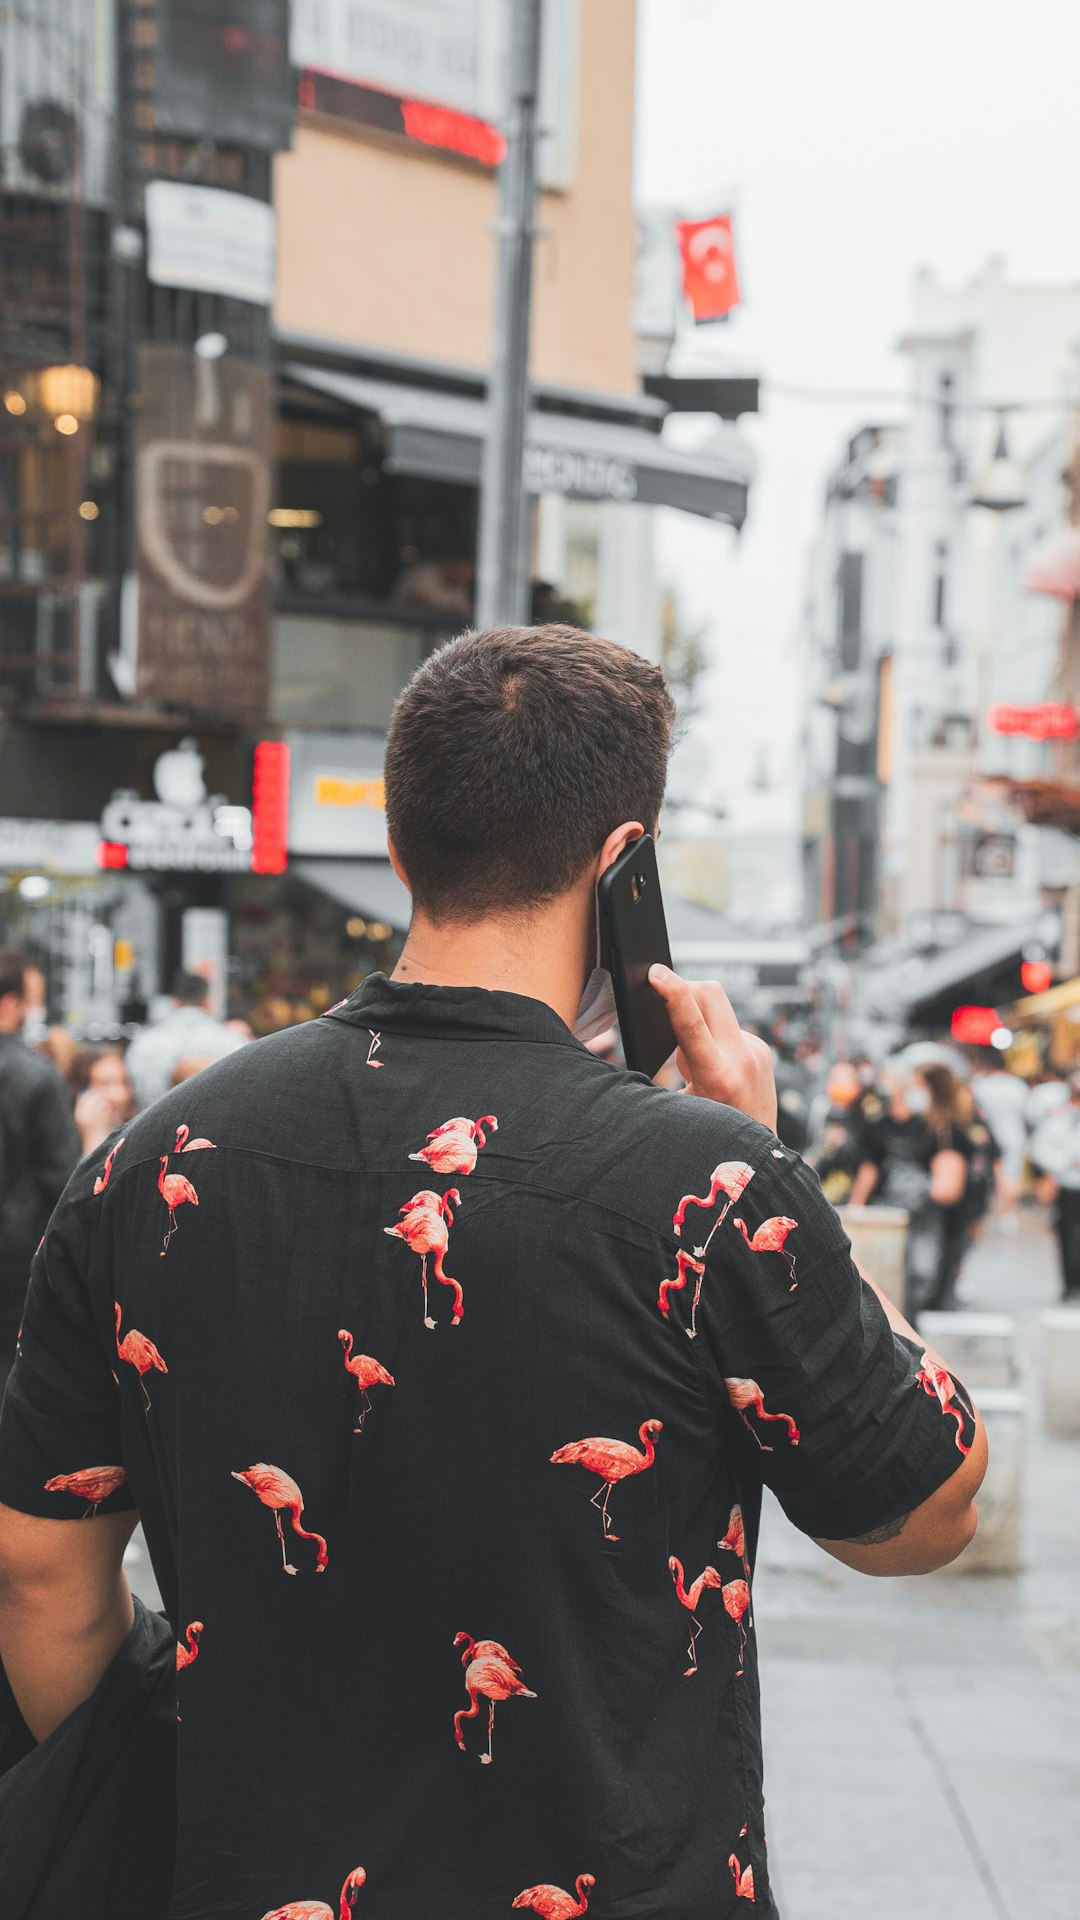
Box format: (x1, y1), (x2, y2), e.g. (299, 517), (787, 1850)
(281, 363), (752, 528)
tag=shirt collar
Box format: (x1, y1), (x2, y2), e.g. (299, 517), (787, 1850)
(327, 971), (584, 1050)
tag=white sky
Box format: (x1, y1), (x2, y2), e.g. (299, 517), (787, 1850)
(635, 0), (1080, 834)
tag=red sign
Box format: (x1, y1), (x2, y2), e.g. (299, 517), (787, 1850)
(675, 214), (741, 323)
(950, 1006), (1002, 1046)
(401, 100), (505, 167)
(96, 840), (129, 870)
(1021, 959), (1053, 995)
(252, 741), (290, 874)
(987, 702), (1079, 741)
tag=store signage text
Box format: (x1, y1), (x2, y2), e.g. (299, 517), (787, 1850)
(314, 775), (385, 810)
(99, 740), (254, 873)
(986, 702), (1079, 741)
(524, 446), (638, 502)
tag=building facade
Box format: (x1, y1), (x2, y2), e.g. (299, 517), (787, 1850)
(0, 0), (754, 1033)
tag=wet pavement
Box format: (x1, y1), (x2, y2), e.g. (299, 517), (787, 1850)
(756, 1210), (1080, 1920)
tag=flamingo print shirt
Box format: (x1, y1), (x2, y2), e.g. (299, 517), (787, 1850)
(0, 976), (975, 1920)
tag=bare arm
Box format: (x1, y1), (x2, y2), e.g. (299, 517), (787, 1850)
(812, 1267), (988, 1576)
(0, 1503), (137, 1740)
(848, 1159), (880, 1206)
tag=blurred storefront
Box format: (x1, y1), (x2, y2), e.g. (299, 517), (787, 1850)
(0, 2), (755, 1028)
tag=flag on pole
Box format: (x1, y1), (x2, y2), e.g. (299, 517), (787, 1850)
(674, 213), (741, 323)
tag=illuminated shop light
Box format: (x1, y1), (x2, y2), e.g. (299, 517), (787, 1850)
(3, 390), (26, 415)
(96, 840), (129, 870)
(252, 741), (290, 874)
(78, 500), (99, 520)
(54, 413), (79, 435)
(268, 507), (323, 528)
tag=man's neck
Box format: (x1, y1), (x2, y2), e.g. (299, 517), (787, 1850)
(391, 897), (592, 1030)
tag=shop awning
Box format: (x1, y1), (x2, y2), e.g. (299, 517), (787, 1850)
(281, 362), (752, 527)
(1005, 975), (1080, 1023)
(293, 857), (412, 932)
(1023, 527), (1080, 600)
(864, 919), (1039, 1017)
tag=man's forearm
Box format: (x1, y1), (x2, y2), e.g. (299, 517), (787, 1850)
(0, 1570), (133, 1742)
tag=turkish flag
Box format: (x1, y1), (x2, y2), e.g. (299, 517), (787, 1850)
(675, 213), (741, 322)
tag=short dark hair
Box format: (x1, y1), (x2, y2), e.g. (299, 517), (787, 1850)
(385, 625), (676, 921)
(0, 947), (30, 1002)
(172, 969), (210, 1006)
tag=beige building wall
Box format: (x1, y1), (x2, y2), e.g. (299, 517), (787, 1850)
(273, 0), (637, 395)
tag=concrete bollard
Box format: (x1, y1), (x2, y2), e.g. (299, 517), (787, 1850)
(838, 1205), (908, 1316)
(918, 1312), (1019, 1390)
(1040, 1306), (1080, 1438)
(935, 1385), (1024, 1575)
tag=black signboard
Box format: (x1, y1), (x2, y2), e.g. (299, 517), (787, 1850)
(155, 1), (295, 152)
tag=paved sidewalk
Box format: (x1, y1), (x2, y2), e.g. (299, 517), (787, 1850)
(755, 1210), (1080, 1920)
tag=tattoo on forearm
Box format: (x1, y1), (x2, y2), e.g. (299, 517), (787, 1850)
(846, 1511), (911, 1545)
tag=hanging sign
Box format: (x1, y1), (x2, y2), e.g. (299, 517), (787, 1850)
(987, 702), (1080, 741)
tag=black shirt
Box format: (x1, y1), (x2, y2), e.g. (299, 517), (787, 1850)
(0, 976), (976, 1920)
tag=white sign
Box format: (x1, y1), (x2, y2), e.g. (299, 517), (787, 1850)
(291, 0), (579, 189)
(0, 818), (101, 875)
(100, 740), (254, 874)
(286, 730), (388, 857)
(145, 181), (276, 308)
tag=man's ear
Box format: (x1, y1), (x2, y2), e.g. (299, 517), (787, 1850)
(387, 835), (412, 894)
(596, 820), (645, 881)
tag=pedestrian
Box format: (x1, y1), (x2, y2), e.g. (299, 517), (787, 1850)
(124, 970), (247, 1110)
(0, 627), (986, 1920)
(968, 1049), (1029, 1215)
(849, 1064), (969, 1314)
(810, 1062), (867, 1205)
(67, 1047), (138, 1158)
(1029, 1071), (1080, 1300)
(0, 948), (79, 1395)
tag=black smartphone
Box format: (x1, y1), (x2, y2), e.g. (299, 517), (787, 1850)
(597, 834), (677, 1078)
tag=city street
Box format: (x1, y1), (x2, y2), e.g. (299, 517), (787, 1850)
(756, 1211), (1080, 1920)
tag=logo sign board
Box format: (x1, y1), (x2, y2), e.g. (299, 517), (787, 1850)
(523, 445), (637, 502)
(146, 182), (276, 307)
(99, 740), (253, 873)
(286, 730), (389, 857)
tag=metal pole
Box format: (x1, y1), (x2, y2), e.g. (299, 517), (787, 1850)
(475, 0), (543, 630)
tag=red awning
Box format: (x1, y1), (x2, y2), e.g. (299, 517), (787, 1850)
(1023, 527), (1080, 600)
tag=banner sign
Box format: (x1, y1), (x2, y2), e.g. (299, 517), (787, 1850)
(146, 182), (276, 307)
(133, 344), (271, 719)
(675, 213), (741, 323)
(987, 702), (1079, 741)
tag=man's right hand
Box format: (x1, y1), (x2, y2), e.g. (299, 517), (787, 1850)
(648, 965), (778, 1131)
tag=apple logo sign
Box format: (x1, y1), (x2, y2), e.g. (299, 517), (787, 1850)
(153, 738), (207, 811)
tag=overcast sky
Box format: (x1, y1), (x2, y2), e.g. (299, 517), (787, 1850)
(636, 0), (1080, 835)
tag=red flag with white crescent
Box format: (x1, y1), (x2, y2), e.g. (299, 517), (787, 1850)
(675, 213), (741, 322)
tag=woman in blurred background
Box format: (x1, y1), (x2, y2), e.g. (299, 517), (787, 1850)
(850, 1063), (969, 1316)
(67, 1046), (138, 1158)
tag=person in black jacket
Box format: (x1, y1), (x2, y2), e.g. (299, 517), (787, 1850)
(0, 949), (79, 1396)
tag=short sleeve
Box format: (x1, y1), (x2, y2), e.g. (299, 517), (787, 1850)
(687, 1141), (976, 1540)
(0, 1158), (135, 1521)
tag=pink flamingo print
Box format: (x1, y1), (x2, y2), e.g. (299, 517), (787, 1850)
(915, 1351), (974, 1455)
(550, 1418), (663, 1541)
(723, 1578), (752, 1675)
(657, 1250), (707, 1339)
(512, 1874), (595, 1917)
(176, 1621), (203, 1671)
(728, 1853), (755, 1901)
(366, 1030), (382, 1069)
(174, 1124), (215, 1153)
(409, 1113), (498, 1176)
(453, 1632), (536, 1764)
(725, 1377), (800, 1451)
(719, 1501), (751, 1578)
(673, 1160), (755, 1252)
(157, 1154), (199, 1257)
(231, 1464), (329, 1575)
(669, 1556), (723, 1675)
(115, 1302), (168, 1410)
(259, 1866), (367, 1919)
(44, 1465), (128, 1516)
(337, 1330), (395, 1431)
(93, 1136), (125, 1194)
(731, 1214), (800, 1289)
(384, 1188), (463, 1327)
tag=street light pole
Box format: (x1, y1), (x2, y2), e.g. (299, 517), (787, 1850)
(475, 0), (543, 630)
